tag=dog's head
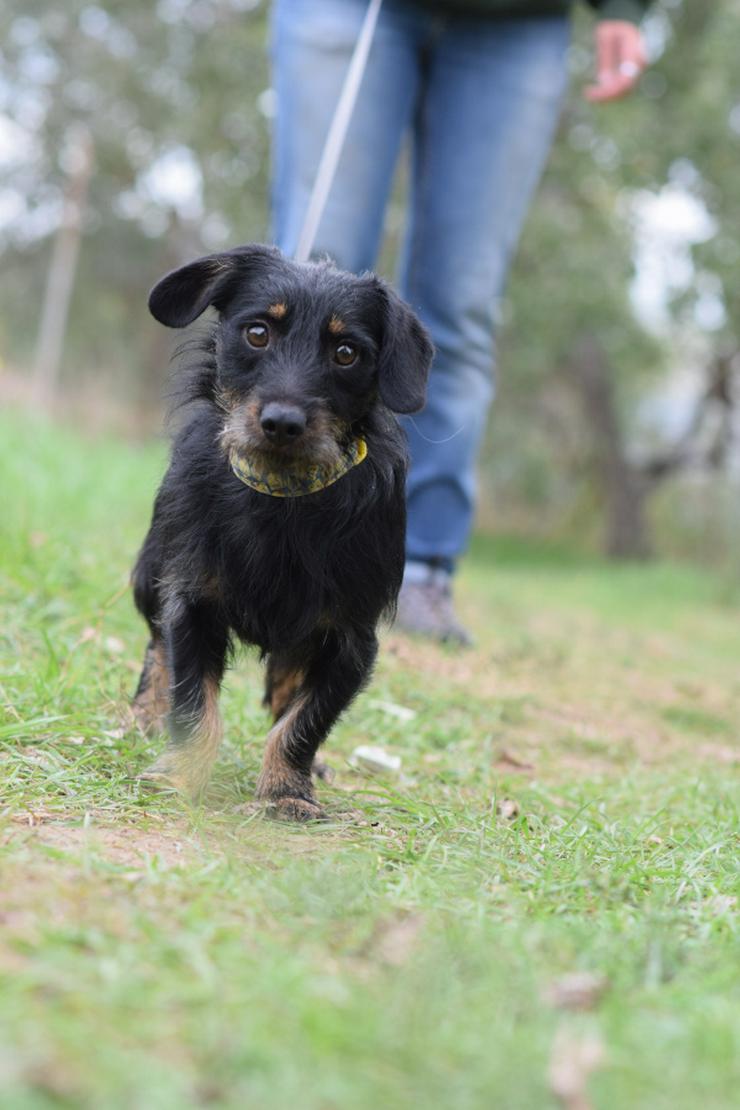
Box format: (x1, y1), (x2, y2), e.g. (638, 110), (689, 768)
(149, 244), (433, 468)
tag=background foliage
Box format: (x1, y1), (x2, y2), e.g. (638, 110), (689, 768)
(2, 0), (739, 559)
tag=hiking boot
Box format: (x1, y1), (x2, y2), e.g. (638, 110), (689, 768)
(395, 564), (473, 647)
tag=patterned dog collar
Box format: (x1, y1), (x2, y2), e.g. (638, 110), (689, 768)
(229, 437), (368, 498)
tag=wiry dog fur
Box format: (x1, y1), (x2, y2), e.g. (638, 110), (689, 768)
(131, 244), (432, 819)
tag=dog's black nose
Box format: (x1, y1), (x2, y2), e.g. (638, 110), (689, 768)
(260, 402), (307, 444)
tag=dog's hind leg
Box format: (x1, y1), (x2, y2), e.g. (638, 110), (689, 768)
(132, 638), (170, 735)
(256, 627), (378, 820)
(264, 655), (305, 721)
(131, 535), (170, 734)
(264, 655), (332, 783)
(140, 597), (228, 800)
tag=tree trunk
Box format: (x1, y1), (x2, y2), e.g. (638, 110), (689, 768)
(32, 126), (94, 405)
(568, 336), (652, 560)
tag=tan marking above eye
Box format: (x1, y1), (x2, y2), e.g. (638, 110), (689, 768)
(267, 302), (287, 319)
(328, 315), (345, 335)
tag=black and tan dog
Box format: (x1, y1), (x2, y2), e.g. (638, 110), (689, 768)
(131, 244), (432, 819)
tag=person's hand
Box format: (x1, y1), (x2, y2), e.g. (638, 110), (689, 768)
(584, 21), (647, 103)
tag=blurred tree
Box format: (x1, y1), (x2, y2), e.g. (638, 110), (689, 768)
(488, 0), (740, 558)
(0, 0), (270, 412)
(32, 124), (93, 403)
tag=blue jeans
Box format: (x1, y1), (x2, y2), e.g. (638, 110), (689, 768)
(271, 0), (570, 568)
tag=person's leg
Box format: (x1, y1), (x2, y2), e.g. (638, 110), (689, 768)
(397, 13), (571, 641)
(271, 0), (425, 270)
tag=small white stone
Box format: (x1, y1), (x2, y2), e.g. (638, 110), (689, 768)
(350, 745), (402, 774)
(368, 699), (417, 723)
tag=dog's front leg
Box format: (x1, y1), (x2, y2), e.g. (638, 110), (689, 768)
(256, 627), (378, 821)
(140, 596), (228, 800)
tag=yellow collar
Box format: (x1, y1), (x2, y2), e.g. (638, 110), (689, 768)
(229, 437), (368, 498)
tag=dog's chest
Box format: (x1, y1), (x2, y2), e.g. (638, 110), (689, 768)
(217, 508), (356, 649)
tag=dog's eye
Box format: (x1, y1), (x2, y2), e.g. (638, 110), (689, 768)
(334, 342), (358, 367)
(245, 322), (270, 349)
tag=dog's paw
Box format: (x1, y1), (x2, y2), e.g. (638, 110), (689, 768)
(263, 796), (327, 822)
(138, 766), (185, 794)
(138, 754), (206, 801)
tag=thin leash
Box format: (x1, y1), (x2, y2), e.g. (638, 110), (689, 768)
(293, 0), (384, 264)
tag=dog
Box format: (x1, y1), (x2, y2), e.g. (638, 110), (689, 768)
(131, 244), (433, 819)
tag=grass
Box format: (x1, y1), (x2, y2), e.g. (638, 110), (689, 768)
(1, 409), (738, 1109)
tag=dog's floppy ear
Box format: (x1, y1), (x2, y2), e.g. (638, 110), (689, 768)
(375, 281), (434, 414)
(148, 244), (279, 328)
